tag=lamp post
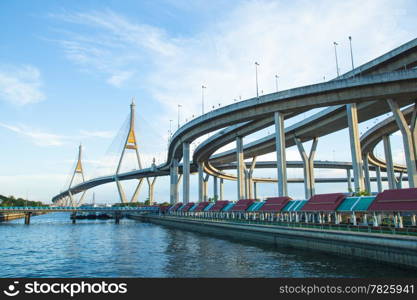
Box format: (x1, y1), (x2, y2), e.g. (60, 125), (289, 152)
(169, 119), (173, 139)
(333, 42), (340, 77)
(177, 104), (182, 129)
(275, 74), (279, 92)
(201, 85), (206, 115)
(255, 62), (260, 98)
(348, 36), (354, 70)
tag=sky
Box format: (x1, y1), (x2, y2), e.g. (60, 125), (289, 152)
(0, 0), (416, 204)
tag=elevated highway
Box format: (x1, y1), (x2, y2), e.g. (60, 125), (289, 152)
(52, 38), (417, 204)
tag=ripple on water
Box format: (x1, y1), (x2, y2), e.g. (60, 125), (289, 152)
(0, 212), (414, 278)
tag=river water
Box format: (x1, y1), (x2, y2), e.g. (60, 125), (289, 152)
(0, 213), (414, 278)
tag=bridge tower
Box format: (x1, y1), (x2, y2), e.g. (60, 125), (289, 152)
(67, 144), (87, 207)
(115, 99), (144, 203)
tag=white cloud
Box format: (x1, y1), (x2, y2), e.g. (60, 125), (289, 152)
(0, 123), (115, 147)
(0, 65), (45, 105)
(80, 129), (115, 139)
(0, 123), (68, 146)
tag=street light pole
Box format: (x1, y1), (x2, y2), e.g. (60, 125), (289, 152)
(177, 105), (182, 129)
(275, 74), (279, 92)
(255, 62), (260, 98)
(333, 42), (340, 77)
(201, 85), (206, 115)
(348, 36), (354, 71)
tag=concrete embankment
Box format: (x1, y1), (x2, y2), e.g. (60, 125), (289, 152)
(129, 214), (417, 270)
(0, 212), (45, 222)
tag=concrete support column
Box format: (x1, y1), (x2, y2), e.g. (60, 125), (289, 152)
(182, 142), (190, 204)
(170, 159), (179, 204)
(146, 177), (157, 204)
(346, 103), (365, 193)
(213, 176), (218, 201)
(383, 135), (396, 189)
(396, 172), (403, 189)
(198, 163), (204, 202)
(295, 137), (318, 199)
(253, 182), (258, 200)
(363, 153), (371, 193)
(219, 178), (224, 200)
(24, 212), (31, 225)
(236, 136), (245, 200)
(347, 169), (352, 192)
(203, 174), (209, 202)
(387, 99), (417, 187)
(246, 157), (257, 199)
(376, 166), (383, 193)
(274, 111), (287, 196)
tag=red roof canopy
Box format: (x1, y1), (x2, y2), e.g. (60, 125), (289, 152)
(193, 202), (210, 212)
(159, 205), (171, 212)
(259, 197), (292, 212)
(231, 199), (255, 212)
(170, 203), (183, 211)
(301, 193), (346, 212)
(181, 202), (195, 212)
(368, 188), (417, 211)
(209, 200), (230, 212)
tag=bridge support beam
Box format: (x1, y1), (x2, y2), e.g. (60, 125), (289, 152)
(383, 135), (396, 189)
(387, 99), (417, 188)
(244, 157), (257, 199)
(198, 163), (204, 202)
(236, 136), (245, 200)
(219, 178), (224, 200)
(254, 182), (258, 200)
(182, 142), (190, 204)
(146, 177), (157, 204)
(24, 212), (31, 225)
(115, 212), (121, 224)
(346, 169), (352, 192)
(346, 104), (365, 193)
(203, 174), (209, 202)
(295, 137), (318, 199)
(274, 112), (288, 196)
(213, 176), (218, 201)
(170, 159), (179, 204)
(376, 166), (383, 193)
(363, 153), (372, 193)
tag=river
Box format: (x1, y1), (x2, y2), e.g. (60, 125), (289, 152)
(0, 213), (414, 277)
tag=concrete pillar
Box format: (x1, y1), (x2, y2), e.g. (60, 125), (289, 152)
(376, 166), (383, 193)
(351, 211), (357, 226)
(387, 99), (417, 187)
(363, 153), (371, 193)
(253, 182), (257, 200)
(24, 212), (31, 225)
(236, 136), (245, 200)
(396, 172), (403, 189)
(170, 159), (179, 204)
(347, 169), (352, 192)
(182, 142), (190, 204)
(115, 212), (121, 224)
(146, 177), (157, 204)
(246, 157), (257, 199)
(219, 178), (224, 200)
(213, 176), (218, 201)
(346, 103), (365, 193)
(373, 212), (379, 227)
(274, 111), (288, 196)
(383, 135), (396, 189)
(411, 214), (416, 226)
(198, 163), (204, 202)
(295, 137), (318, 199)
(203, 174), (209, 202)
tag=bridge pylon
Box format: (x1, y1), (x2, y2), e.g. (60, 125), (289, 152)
(115, 98), (144, 203)
(67, 144), (87, 207)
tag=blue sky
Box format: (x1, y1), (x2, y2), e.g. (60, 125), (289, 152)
(0, 0), (416, 203)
